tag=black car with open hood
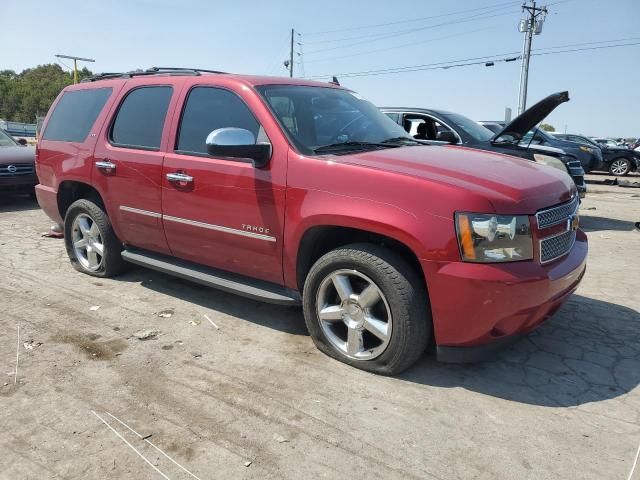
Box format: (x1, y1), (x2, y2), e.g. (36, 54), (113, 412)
(381, 92), (588, 197)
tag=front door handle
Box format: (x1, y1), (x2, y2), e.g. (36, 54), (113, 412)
(166, 172), (193, 183)
(95, 160), (116, 174)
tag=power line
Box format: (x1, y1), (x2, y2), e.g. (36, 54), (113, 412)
(303, 27), (496, 64)
(306, 51), (522, 79)
(303, 8), (520, 51)
(304, 41), (640, 80)
(303, 1), (521, 35)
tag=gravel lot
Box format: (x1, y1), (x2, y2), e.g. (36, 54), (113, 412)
(1, 173), (639, 480)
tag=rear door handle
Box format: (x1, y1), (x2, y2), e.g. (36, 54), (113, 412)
(166, 172), (193, 183)
(95, 160), (116, 173)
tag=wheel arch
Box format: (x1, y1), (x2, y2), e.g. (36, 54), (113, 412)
(294, 224), (426, 293)
(57, 180), (105, 220)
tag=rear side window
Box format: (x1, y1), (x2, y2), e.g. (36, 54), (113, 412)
(42, 88), (112, 142)
(110, 86), (173, 150)
(176, 87), (259, 155)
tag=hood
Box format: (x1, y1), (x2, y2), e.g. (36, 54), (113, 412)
(0, 145), (35, 166)
(492, 91), (569, 142)
(341, 145), (575, 214)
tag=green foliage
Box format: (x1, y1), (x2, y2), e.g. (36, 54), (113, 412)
(0, 64), (93, 123)
(539, 123), (555, 132)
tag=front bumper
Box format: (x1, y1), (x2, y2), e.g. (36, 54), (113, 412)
(0, 173), (37, 191)
(422, 230), (588, 362)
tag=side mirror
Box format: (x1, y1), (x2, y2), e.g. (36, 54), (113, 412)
(206, 128), (271, 168)
(437, 130), (458, 144)
(17, 138), (27, 146)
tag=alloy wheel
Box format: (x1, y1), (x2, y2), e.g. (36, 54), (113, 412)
(71, 213), (104, 271)
(316, 269), (392, 360)
(610, 159), (629, 175)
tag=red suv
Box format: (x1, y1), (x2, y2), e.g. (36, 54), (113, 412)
(35, 68), (587, 374)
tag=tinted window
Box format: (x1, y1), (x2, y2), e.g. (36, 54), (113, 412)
(177, 87), (260, 155)
(43, 88), (112, 142)
(111, 86), (172, 150)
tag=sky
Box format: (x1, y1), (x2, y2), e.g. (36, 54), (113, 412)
(3, 0), (639, 137)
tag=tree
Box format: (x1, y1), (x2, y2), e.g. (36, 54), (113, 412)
(539, 123), (555, 132)
(0, 64), (92, 123)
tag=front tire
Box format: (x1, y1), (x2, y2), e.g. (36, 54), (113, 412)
(64, 199), (127, 277)
(302, 243), (431, 375)
(609, 158), (631, 176)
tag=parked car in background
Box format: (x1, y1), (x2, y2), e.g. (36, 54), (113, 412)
(35, 68), (587, 372)
(0, 128), (37, 195)
(382, 92), (587, 196)
(592, 138), (619, 148)
(517, 127), (602, 174)
(555, 133), (640, 176)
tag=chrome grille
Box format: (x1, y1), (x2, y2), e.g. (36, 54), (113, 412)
(536, 196), (579, 229)
(0, 163), (34, 176)
(540, 230), (576, 263)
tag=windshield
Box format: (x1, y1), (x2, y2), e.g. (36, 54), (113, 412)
(256, 85), (415, 154)
(0, 129), (17, 147)
(441, 112), (494, 142)
(518, 128), (554, 146)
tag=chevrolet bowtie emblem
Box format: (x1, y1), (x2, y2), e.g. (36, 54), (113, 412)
(567, 214), (580, 232)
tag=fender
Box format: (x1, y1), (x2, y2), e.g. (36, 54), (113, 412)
(282, 184), (457, 290)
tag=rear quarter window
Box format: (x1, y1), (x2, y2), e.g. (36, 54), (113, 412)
(42, 88), (112, 142)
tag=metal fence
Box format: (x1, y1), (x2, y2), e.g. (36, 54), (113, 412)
(0, 119), (37, 137)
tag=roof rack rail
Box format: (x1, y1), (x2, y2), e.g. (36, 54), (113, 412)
(82, 67), (226, 82)
(148, 66), (227, 74)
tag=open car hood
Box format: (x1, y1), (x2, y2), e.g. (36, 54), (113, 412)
(491, 91), (569, 142)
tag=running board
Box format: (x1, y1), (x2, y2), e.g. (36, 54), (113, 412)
(121, 248), (301, 306)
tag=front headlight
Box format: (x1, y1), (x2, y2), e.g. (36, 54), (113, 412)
(455, 213), (533, 262)
(533, 153), (568, 173)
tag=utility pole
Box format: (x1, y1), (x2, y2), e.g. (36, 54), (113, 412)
(517, 1), (547, 114)
(55, 54), (95, 83)
(289, 28), (295, 77)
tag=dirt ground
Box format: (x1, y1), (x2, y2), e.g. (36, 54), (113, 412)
(1, 173), (639, 480)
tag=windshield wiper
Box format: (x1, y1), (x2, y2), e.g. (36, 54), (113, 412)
(312, 141), (401, 154)
(380, 136), (424, 145)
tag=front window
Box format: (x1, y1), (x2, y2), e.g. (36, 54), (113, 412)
(0, 129), (17, 147)
(256, 85), (416, 154)
(441, 113), (494, 142)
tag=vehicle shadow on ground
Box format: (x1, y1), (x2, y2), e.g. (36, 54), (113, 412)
(117, 267), (308, 336)
(587, 171), (640, 182)
(115, 268), (639, 407)
(579, 214), (638, 232)
(0, 193), (39, 213)
(401, 294), (640, 407)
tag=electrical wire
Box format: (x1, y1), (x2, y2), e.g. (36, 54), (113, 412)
(303, 0), (521, 36)
(304, 41), (640, 79)
(304, 8), (521, 52)
(303, 26), (496, 64)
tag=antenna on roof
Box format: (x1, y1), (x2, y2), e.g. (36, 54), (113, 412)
(330, 76), (340, 86)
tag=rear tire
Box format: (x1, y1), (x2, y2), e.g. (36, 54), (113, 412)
(302, 243), (431, 375)
(608, 158), (631, 176)
(64, 199), (127, 277)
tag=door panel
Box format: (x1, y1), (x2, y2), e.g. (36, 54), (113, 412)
(161, 154), (285, 283)
(161, 84), (286, 285)
(92, 80), (180, 254)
